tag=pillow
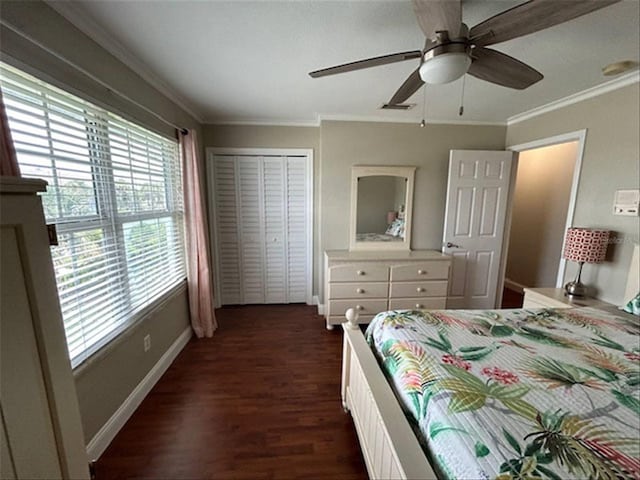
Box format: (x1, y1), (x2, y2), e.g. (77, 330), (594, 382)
(621, 292), (640, 316)
(385, 218), (404, 237)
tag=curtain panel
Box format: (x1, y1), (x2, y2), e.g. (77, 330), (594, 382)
(181, 130), (217, 337)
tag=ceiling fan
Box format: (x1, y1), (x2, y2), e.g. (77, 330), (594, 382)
(309, 0), (622, 105)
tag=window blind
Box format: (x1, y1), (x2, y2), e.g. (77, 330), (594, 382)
(1, 63), (186, 367)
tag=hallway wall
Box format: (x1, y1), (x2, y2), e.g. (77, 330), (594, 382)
(506, 142), (578, 288)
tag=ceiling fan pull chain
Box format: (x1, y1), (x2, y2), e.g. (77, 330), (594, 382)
(459, 75), (466, 116)
(420, 84), (427, 127)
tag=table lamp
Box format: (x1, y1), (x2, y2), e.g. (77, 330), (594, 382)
(562, 227), (610, 297)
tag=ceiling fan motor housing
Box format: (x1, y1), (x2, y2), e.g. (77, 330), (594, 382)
(420, 42), (471, 84)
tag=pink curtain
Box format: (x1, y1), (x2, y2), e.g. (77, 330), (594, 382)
(0, 90), (21, 177)
(180, 129), (217, 337)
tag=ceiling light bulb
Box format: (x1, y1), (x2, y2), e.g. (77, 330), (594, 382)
(419, 52), (471, 84)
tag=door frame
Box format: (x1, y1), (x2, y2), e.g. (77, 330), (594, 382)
(500, 129), (587, 298)
(206, 147), (314, 308)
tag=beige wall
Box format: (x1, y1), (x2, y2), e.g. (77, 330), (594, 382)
(506, 83), (640, 304)
(1, 1), (197, 444)
(74, 289), (189, 442)
(204, 121), (506, 302)
(203, 124), (321, 294)
(320, 120), (506, 299)
(506, 142), (578, 288)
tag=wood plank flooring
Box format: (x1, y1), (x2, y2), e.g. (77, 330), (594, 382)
(95, 305), (368, 479)
(501, 288), (524, 308)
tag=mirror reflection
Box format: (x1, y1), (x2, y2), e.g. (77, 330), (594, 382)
(356, 175), (406, 242)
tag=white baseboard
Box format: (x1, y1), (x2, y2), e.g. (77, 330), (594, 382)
(504, 278), (527, 294)
(312, 295), (325, 315)
(86, 327), (192, 460)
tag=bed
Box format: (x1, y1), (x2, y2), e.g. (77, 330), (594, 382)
(341, 306), (640, 479)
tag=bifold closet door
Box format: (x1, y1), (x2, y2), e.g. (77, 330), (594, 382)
(211, 153), (310, 305)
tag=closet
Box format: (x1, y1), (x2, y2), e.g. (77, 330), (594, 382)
(207, 149), (312, 306)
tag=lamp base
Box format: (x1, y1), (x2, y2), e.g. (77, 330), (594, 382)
(564, 281), (587, 297)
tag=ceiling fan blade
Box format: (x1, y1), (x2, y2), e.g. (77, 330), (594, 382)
(468, 47), (543, 90)
(388, 68), (424, 105)
(470, 0), (622, 47)
(309, 50), (422, 78)
(412, 0), (462, 40)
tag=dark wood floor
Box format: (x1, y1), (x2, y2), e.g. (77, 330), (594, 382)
(95, 305), (368, 480)
(501, 287), (524, 308)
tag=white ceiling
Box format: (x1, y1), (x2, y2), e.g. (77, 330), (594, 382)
(51, 0), (640, 125)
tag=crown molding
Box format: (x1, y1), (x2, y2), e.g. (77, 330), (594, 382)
(318, 113), (506, 127)
(46, 1), (205, 123)
(205, 119), (321, 127)
(205, 114), (506, 128)
(507, 71), (640, 126)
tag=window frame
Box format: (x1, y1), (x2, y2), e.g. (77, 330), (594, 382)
(1, 63), (187, 368)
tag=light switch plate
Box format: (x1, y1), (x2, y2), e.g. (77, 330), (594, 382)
(613, 189), (639, 216)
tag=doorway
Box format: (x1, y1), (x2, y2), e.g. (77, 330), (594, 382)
(500, 130), (586, 306)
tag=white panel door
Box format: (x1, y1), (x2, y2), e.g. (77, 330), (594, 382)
(443, 150), (514, 309)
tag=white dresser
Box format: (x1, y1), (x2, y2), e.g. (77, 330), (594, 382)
(324, 250), (451, 329)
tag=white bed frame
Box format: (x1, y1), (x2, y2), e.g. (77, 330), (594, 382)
(341, 308), (438, 480)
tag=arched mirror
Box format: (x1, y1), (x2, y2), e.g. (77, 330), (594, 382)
(349, 165), (416, 251)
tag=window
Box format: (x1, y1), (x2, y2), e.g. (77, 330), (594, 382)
(1, 63), (186, 367)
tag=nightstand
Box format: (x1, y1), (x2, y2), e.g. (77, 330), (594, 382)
(522, 288), (611, 309)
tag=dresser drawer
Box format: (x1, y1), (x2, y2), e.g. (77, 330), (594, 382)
(389, 281), (448, 299)
(390, 262), (449, 282)
(328, 282), (388, 299)
(328, 263), (389, 283)
(327, 299), (388, 318)
(389, 298), (446, 310)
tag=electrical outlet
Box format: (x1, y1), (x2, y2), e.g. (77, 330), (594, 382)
(143, 334), (151, 352)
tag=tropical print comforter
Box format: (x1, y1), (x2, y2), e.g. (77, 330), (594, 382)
(365, 307), (640, 480)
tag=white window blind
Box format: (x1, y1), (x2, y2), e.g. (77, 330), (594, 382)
(1, 63), (186, 367)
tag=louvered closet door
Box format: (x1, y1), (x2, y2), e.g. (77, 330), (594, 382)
(211, 152), (310, 306)
(237, 156), (266, 304)
(212, 156), (241, 304)
(263, 157), (287, 303)
(286, 157), (308, 303)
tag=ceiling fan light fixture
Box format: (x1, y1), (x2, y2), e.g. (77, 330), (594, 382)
(419, 51), (471, 84)
(602, 60), (639, 76)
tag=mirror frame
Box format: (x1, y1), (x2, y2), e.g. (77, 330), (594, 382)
(349, 165), (416, 251)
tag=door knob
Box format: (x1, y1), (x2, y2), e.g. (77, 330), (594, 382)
(446, 242), (461, 249)
(355, 305), (363, 311)
(416, 287), (424, 293)
(356, 288), (364, 294)
(415, 304), (423, 309)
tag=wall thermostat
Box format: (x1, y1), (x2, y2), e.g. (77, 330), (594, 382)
(613, 189), (639, 216)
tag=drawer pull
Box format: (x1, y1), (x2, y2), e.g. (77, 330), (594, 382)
(356, 288), (364, 294)
(417, 269), (426, 275)
(416, 303), (423, 309)
(356, 270), (365, 276)
(416, 287), (424, 293)
(355, 304), (363, 311)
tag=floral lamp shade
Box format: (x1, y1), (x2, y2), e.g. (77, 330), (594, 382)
(563, 227), (610, 264)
